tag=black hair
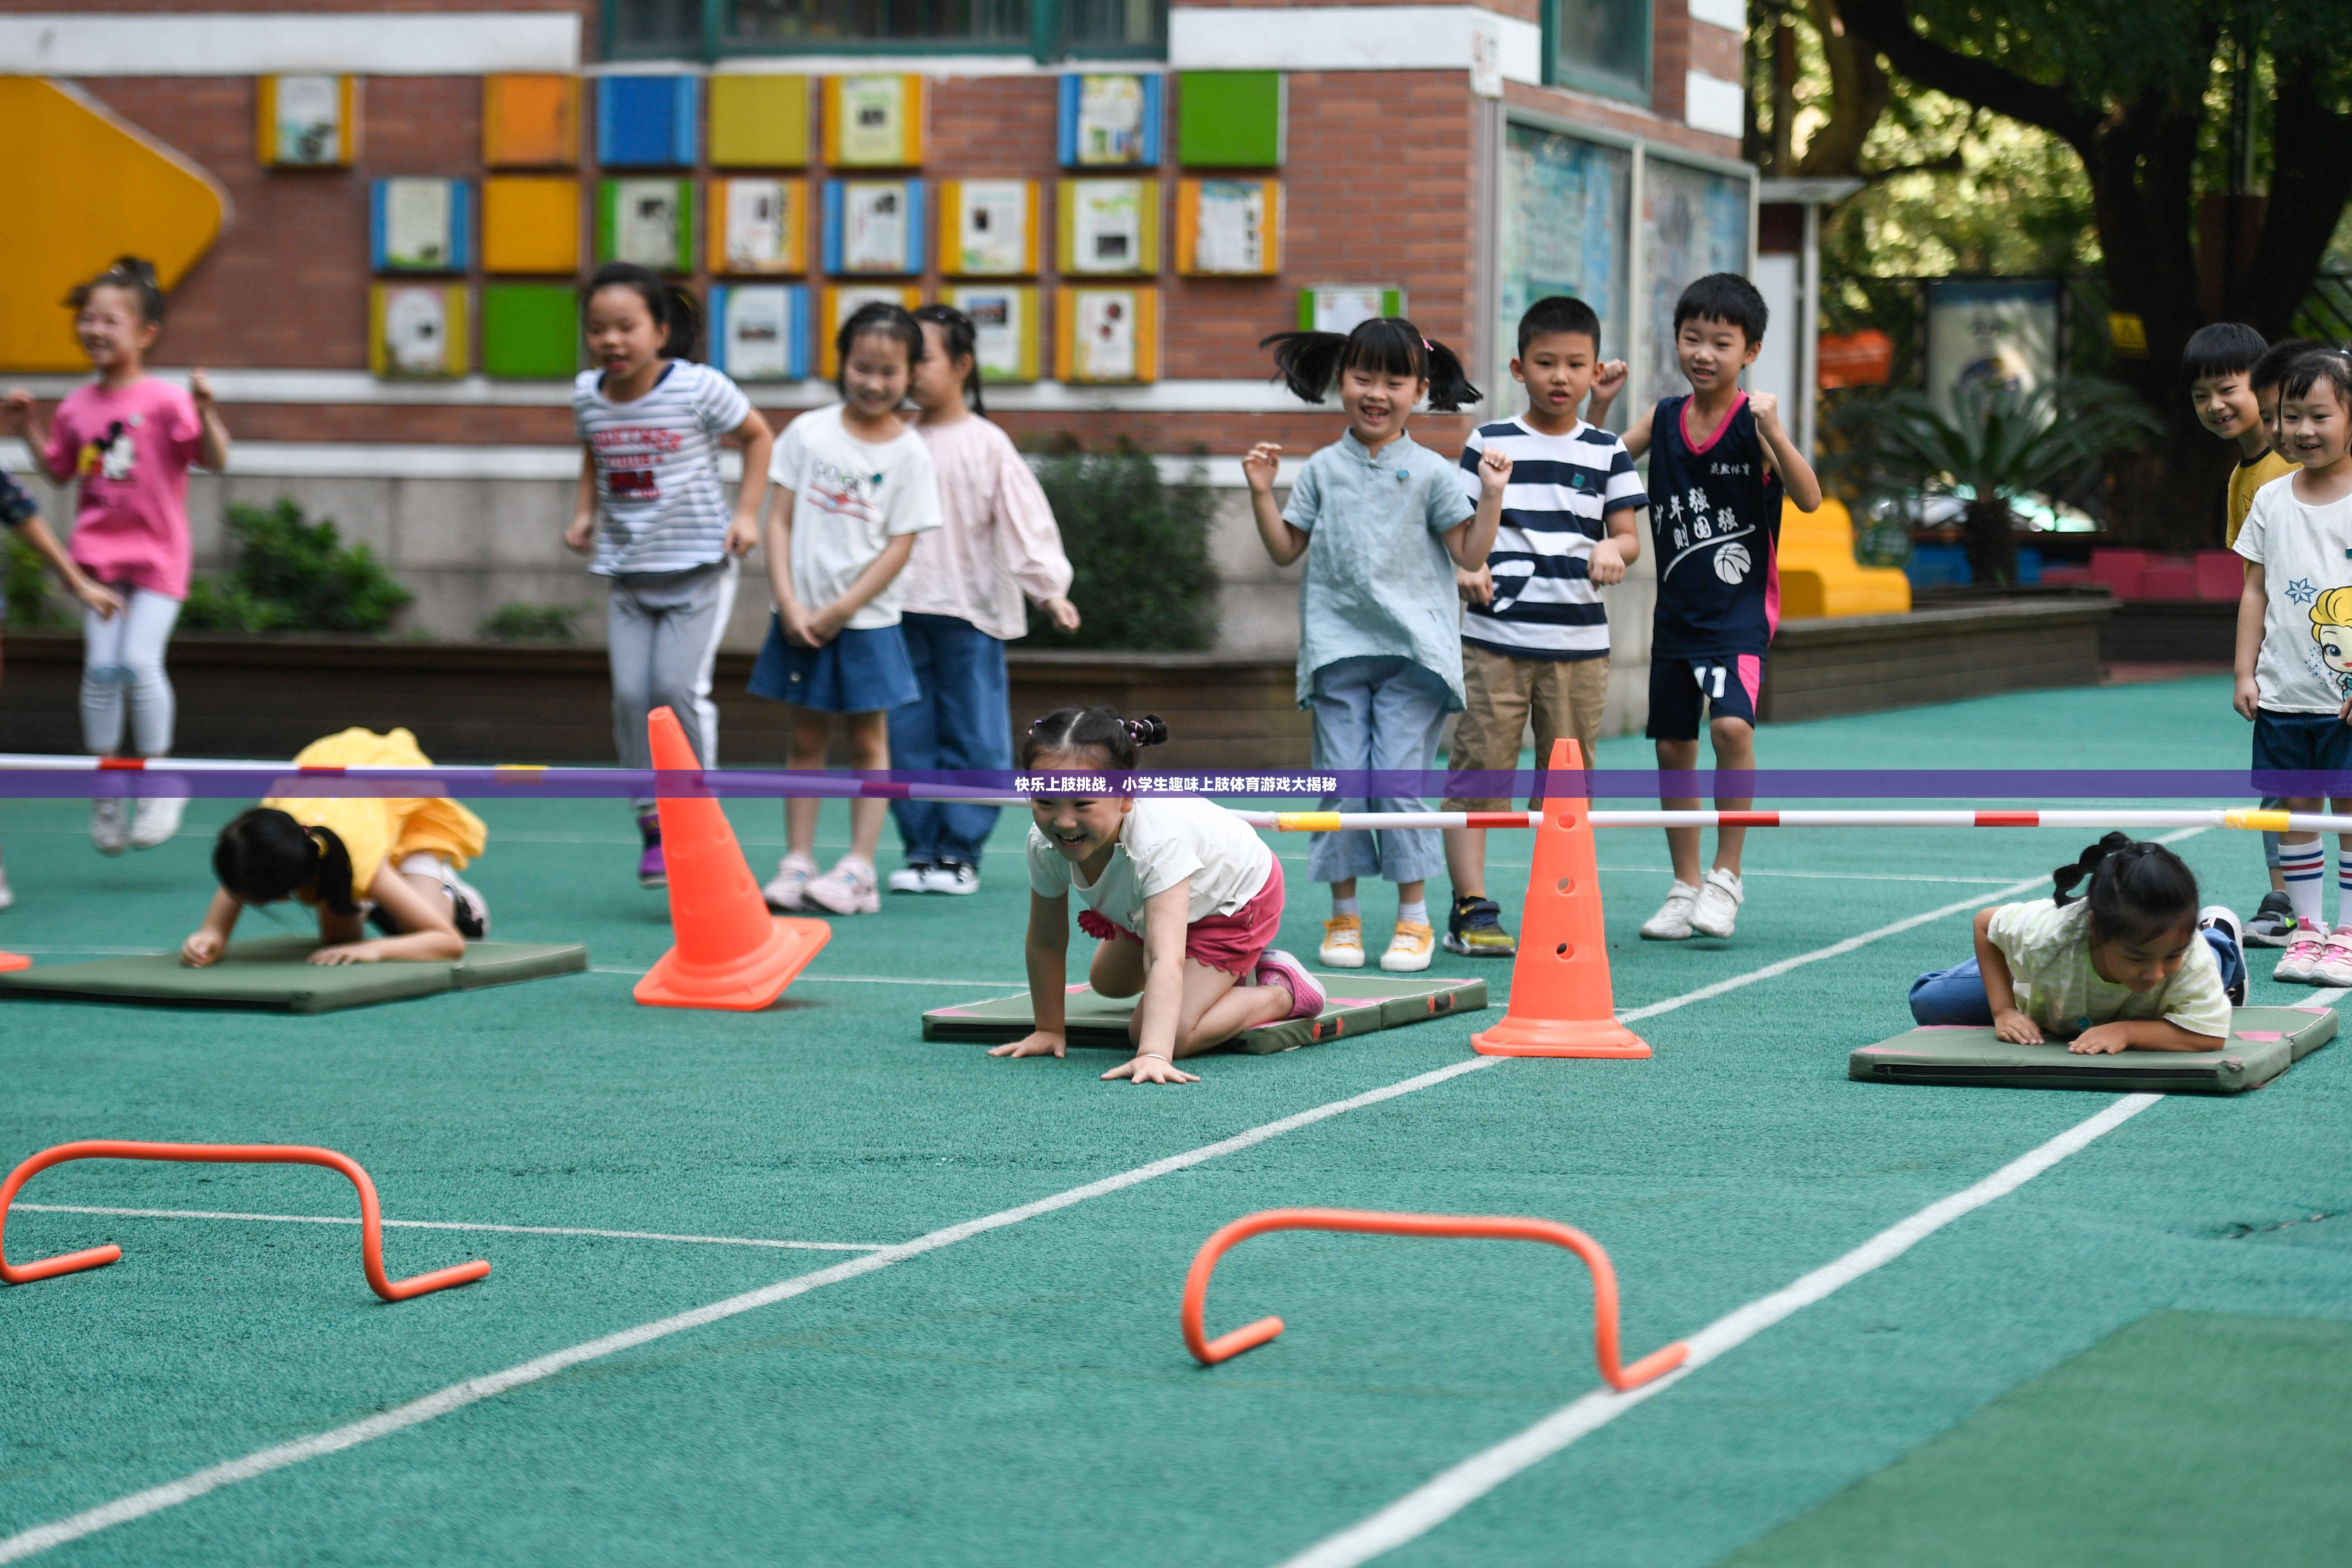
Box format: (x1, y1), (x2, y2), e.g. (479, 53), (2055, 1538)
(1020, 706), (1169, 770)
(1672, 272), (1768, 345)
(214, 807), (359, 916)
(2251, 337), (2328, 394)
(1517, 295), (1602, 358)
(2180, 322), (2268, 384)
(1258, 317), (1481, 413)
(2051, 833), (2199, 949)
(911, 302), (985, 416)
(834, 300), (926, 395)
(2278, 348), (2352, 410)
(584, 262), (701, 361)
(69, 256), (166, 325)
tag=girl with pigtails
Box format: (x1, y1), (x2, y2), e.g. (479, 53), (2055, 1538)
(886, 304), (1081, 897)
(997, 707), (1323, 1084)
(1244, 319), (1503, 974)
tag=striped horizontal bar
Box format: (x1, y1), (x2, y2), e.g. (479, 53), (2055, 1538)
(1232, 808), (2352, 833)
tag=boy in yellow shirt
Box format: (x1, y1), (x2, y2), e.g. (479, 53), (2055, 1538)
(2187, 324), (2304, 946)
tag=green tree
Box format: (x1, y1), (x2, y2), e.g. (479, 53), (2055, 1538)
(182, 499), (413, 634)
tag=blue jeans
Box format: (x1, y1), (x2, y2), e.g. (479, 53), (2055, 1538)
(1306, 655), (1452, 885)
(1909, 933), (2244, 1026)
(887, 613), (1011, 867)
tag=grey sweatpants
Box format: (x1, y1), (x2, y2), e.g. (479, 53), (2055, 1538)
(608, 559), (738, 812)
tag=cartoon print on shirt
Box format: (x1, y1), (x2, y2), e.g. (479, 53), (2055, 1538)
(79, 419), (137, 484)
(2308, 586), (2352, 700)
(804, 456), (888, 522)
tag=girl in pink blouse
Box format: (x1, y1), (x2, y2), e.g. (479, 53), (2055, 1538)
(4, 257), (231, 854)
(890, 305), (1080, 895)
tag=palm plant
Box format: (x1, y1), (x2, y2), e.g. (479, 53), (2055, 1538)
(1828, 377), (2161, 587)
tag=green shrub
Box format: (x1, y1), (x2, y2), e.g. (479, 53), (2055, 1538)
(1027, 439), (1218, 651)
(3, 531), (68, 629)
(479, 600), (583, 642)
(182, 499), (413, 634)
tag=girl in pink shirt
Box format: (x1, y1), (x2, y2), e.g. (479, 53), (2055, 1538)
(889, 304), (1080, 895)
(4, 257), (231, 854)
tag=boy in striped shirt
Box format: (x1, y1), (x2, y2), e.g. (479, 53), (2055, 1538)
(1441, 296), (1648, 956)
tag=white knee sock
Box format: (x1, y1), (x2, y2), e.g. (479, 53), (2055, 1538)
(2281, 841), (2326, 930)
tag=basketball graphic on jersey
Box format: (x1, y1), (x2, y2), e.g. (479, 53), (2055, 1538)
(1713, 541), (1752, 584)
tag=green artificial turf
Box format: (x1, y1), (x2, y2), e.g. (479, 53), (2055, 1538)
(0, 675), (2345, 1567)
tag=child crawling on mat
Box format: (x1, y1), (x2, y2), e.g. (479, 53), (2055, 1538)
(1908, 834), (2247, 1054)
(181, 728), (489, 968)
(993, 706), (1324, 1084)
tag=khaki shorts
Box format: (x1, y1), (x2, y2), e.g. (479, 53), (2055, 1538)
(1443, 643), (1608, 810)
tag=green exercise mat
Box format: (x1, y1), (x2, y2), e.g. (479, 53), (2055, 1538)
(0, 935), (589, 1014)
(1849, 1005), (2336, 1094)
(922, 973), (1487, 1056)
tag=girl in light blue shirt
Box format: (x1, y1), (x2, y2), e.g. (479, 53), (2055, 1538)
(1243, 318), (1504, 974)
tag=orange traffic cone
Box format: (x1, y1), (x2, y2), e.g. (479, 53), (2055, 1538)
(634, 706), (830, 1010)
(1470, 740), (1649, 1059)
(0, 951), (28, 974)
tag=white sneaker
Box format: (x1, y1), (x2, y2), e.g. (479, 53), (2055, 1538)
(921, 861), (979, 895)
(764, 851), (818, 912)
(2274, 922), (2326, 984)
(90, 799), (130, 856)
(802, 856), (880, 915)
(1689, 868), (1745, 939)
(1640, 881), (1700, 940)
(130, 794), (186, 850)
(442, 867), (490, 938)
(2315, 926), (2352, 989)
(886, 864), (931, 894)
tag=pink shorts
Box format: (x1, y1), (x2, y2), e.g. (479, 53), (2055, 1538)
(1076, 859), (1285, 979)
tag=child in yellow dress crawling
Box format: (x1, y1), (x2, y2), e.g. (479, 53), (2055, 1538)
(180, 727), (489, 968)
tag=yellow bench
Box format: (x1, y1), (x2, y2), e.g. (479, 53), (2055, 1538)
(1777, 497), (1912, 619)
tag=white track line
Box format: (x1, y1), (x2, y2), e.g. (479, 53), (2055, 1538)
(7, 1205), (885, 1252)
(0, 865), (2176, 1563)
(583, 967), (1025, 986)
(1275, 1092), (2166, 1568)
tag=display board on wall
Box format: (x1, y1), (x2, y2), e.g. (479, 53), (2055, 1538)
(943, 284), (1040, 382)
(709, 284), (810, 380)
(823, 75), (925, 168)
(481, 176), (581, 274)
(1176, 178), (1279, 275)
(481, 283), (578, 378)
(708, 74), (809, 168)
(598, 179), (694, 272)
(938, 180), (1038, 277)
(710, 178), (806, 275)
(820, 284), (924, 377)
(1925, 278), (2059, 420)
(1299, 286), (1405, 333)
(1641, 155), (1751, 405)
(1057, 179), (1159, 276)
(482, 75), (578, 168)
(258, 75), (354, 167)
(371, 179), (470, 272)
(1175, 72), (1282, 167)
(596, 75), (699, 169)
(1499, 123), (1630, 400)
(1056, 286), (1158, 382)
(1058, 74), (1160, 167)
(370, 284), (469, 378)
(822, 180), (926, 275)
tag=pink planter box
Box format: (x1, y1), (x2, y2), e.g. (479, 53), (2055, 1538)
(2139, 565), (2198, 600)
(2196, 550), (2244, 600)
(2039, 565), (2095, 587)
(2090, 548), (2151, 599)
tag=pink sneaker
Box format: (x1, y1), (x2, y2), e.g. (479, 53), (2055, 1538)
(1253, 949), (1326, 1021)
(2274, 922), (2327, 984)
(2317, 926), (2352, 988)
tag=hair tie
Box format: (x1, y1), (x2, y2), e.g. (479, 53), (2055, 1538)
(1422, 338), (1432, 350)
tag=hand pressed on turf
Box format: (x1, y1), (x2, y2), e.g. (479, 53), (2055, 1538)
(989, 1030), (1067, 1060)
(2068, 1023), (2131, 1055)
(1992, 1006), (2044, 1046)
(1104, 1051), (1197, 1085)
(180, 929), (224, 968)
(309, 941), (391, 966)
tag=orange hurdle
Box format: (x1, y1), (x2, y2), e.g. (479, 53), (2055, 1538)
(0, 1141), (490, 1302)
(1181, 1206), (1687, 1391)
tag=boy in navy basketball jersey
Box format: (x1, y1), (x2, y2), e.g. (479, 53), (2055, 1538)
(1592, 273), (1820, 941)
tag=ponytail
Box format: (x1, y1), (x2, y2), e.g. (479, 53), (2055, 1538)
(70, 256), (166, 324)
(2052, 832), (2199, 948)
(913, 303), (986, 416)
(1258, 316), (1480, 412)
(214, 808), (360, 916)
(1020, 706), (1169, 770)
(585, 262), (701, 361)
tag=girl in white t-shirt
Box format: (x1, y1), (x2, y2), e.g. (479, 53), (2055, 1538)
(753, 302), (943, 915)
(994, 707), (1324, 1084)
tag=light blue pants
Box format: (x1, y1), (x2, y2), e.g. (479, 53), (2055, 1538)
(1305, 655), (1451, 885)
(82, 586), (180, 757)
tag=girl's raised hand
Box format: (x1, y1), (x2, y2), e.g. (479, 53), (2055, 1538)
(1478, 445), (1513, 495)
(989, 1030), (1068, 1060)
(1241, 442), (1282, 495)
(189, 368), (215, 408)
(2, 389), (31, 432)
(1102, 1051), (1198, 1085)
